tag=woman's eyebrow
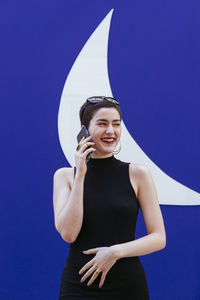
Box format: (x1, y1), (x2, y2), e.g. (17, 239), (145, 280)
(96, 118), (121, 122)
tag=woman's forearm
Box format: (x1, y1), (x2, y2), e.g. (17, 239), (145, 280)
(111, 233), (166, 260)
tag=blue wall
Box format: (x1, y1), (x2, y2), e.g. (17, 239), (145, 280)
(1, 1), (200, 299)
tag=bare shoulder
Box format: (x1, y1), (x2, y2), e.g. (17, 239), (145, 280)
(53, 167), (74, 189)
(129, 163), (151, 179)
(53, 167), (71, 177)
(129, 163), (152, 196)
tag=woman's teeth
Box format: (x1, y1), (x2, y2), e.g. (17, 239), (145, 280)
(101, 138), (115, 144)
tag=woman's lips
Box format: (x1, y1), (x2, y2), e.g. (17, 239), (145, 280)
(100, 138), (115, 144)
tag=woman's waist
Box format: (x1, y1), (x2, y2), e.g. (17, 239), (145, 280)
(62, 255), (145, 291)
(64, 252), (142, 278)
(67, 246), (140, 265)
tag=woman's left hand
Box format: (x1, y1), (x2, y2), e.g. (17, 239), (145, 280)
(79, 246), (118, 288)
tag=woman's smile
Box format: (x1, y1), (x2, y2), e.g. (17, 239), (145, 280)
(100, 137), (116, 144)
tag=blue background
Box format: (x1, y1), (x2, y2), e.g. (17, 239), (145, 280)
(1, 1), (200, 299)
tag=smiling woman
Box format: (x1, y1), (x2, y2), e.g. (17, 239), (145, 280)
(53, 97), (166, 300)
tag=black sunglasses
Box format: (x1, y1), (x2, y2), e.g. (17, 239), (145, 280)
(86, 96), (119, 105)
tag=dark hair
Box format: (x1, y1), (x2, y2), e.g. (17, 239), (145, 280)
(79, 99), (122, 130)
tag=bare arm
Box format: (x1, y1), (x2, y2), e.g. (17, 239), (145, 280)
(53, 168), (85, 243)
(111, 164), (166, 259)
(53, 135), (96, 243)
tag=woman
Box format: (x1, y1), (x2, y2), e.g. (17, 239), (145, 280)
(53, 96), (166, 299)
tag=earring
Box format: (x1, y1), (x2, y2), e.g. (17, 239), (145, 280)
(113, 140), (121, 155)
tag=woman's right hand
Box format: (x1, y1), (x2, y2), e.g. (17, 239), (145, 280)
(75, 136), (96, 177)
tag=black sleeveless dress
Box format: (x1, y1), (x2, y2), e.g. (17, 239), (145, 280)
(59, 155), (149, 299)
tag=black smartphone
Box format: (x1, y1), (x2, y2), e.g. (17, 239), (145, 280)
(77, 125), (93, 162)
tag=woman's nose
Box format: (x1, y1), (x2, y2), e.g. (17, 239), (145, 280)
(106, 126), (114, 133)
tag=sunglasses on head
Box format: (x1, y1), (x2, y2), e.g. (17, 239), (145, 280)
(86, 96), (119, 105)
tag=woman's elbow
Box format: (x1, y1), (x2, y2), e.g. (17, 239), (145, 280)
(160, 234), (167, 249)
(55, 222), (74, 243)
(61, 232), (74, 243)
(154, 232), (166, 250)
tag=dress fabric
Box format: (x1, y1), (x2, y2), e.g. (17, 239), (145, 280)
(59, 155), (150, 300)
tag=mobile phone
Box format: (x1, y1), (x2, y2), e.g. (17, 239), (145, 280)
(77, 125), (93, 162)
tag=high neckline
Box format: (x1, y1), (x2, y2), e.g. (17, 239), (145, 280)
(87, 154), (116, 166)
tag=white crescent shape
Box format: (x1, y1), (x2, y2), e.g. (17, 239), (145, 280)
(58, 9), (200, 205)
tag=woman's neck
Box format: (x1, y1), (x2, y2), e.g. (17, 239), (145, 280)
(91, 152), (113, 159)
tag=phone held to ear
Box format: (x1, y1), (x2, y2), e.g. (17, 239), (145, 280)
(77, 126), (93, 163)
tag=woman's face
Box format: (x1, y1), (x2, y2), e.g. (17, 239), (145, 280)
(87, 107), (121, 158)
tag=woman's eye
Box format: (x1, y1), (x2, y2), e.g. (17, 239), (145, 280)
(98, 123), (120, 126)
